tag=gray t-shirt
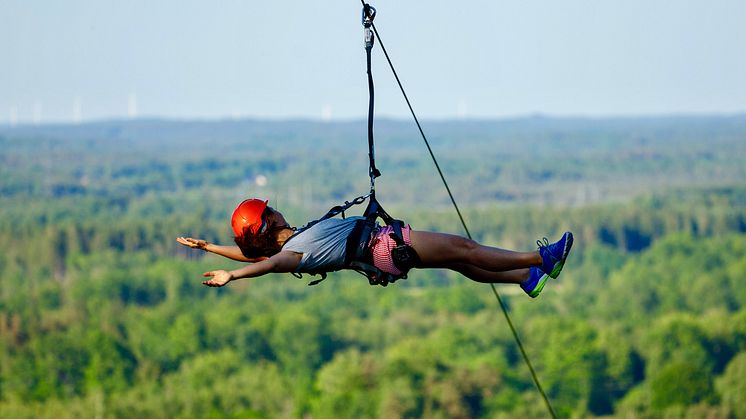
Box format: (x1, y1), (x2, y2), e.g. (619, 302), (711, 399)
(282, 216), (366, 272)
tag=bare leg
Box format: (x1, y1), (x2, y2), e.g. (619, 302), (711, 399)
(409, 230), (541, 272)
(446, 263), (529, 284)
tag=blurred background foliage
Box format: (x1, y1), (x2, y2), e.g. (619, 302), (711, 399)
(1, 116), (746, 418)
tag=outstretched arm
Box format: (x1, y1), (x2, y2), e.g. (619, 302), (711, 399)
(176, 237), (267, 262)
(201, 250), (302, 287)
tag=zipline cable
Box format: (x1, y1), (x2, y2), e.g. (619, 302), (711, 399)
(360, 3), (557, 418)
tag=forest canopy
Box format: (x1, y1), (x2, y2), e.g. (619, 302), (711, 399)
(1, 115), (745, 418)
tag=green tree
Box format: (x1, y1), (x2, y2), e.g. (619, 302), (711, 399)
(82, 330), (135, 393)
(640, 314), (714, 377)
(312, 348), (380, 418)
(717, 352), (746, 418)
(526, 318), (608, 416)
(650, 361), (714, 410)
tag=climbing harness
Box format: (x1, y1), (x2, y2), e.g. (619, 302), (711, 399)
(286, 192), (417, 287)
(285, 2), (419, 288)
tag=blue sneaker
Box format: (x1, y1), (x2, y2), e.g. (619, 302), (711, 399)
(521, 266), (550, 298)
(537, 232), (574, 279)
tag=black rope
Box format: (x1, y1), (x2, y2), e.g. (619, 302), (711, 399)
(364, 3), (380, 193)
(359, 3), (557, 418)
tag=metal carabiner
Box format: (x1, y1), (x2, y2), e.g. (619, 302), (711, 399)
(362, 4), (376, 48)
(352, 193), (372, 205)
(361, 4), (376, 27)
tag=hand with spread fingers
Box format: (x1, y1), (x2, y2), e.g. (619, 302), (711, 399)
(202, 270), (234, 287)
(176, 237), (208, 250)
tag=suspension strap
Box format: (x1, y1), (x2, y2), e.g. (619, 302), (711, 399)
(285, 194), (371, 242)
(363, 4), (380, 193)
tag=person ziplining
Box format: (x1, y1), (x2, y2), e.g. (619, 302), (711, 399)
(176, 4), (572, 295)
(178, 199), (572, 299)
(178, 4), (568, 415)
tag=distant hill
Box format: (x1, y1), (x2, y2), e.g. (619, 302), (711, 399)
(2, 115), (745, 208)
(3, 114), (746, 153)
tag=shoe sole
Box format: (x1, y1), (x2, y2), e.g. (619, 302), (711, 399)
(549, 232), (574, 279)
(529, 271), (551, 298)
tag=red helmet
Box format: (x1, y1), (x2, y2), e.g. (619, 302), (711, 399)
(231, 199), (268, 237)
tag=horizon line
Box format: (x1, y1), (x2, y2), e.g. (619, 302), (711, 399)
(3, 111), (746, 129)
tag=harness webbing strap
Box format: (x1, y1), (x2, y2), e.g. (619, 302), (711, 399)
(285, 194), (370, 243)
(344, 218), (375, 265)
(293, 200), (410, 287)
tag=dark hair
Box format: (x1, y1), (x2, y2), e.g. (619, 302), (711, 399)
(233, 208), (288, 258)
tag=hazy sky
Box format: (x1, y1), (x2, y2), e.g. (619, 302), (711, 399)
(2, 0), (745, 124)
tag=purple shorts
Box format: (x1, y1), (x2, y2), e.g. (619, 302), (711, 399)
(368, 224), (413, 275)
